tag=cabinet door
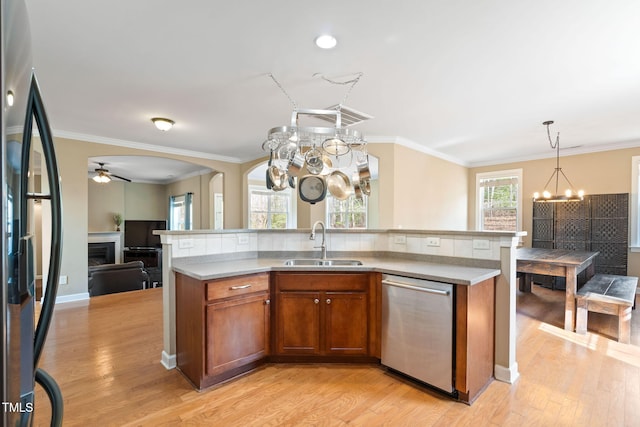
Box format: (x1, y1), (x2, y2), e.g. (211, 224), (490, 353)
(205, 291), (270, 377)
(323, 292), (368, 355)
(276, 291), (320, 354)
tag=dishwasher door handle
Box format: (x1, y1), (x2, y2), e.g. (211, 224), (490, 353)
(382, 279), (450, 296)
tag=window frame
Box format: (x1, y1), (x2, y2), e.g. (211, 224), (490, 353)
(248, 184), (296, 229)
(325, 194), (368, 229)
(475, 168), (523, 232)
(169, 192), (193, 231)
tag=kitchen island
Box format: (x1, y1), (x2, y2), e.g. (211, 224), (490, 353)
(158, 229), (525, 401)
(173, 256), (500, 402)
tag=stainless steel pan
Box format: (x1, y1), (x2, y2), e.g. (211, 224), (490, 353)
(269, 165), (288, 191)
(327, 170), (352, 200)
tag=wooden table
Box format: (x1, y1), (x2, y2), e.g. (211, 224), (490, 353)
(516, 247), (599, 331)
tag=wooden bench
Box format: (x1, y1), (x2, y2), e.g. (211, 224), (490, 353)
(576, 274), (638, 343)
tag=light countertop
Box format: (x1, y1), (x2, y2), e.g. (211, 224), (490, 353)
(172, 256), (500, 286)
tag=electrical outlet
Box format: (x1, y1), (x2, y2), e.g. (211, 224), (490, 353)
(237, 234), (249, 245)
(59, 275), (68, 285)
(394, 234), (406, 244)
(426, 237), (440, 247)
(179, 238), (194, 249)
(473, 239), (491, 250)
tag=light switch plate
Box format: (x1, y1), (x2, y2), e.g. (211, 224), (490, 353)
(473, 239), (491, 250)
(394, 235), (407, 244)
(179, 238), (194, 249)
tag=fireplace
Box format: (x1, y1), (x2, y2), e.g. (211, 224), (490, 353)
(88, 232), (122, 264)
(88, 242), (115, 267)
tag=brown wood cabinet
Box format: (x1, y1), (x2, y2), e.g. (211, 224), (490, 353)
(455, 278), (495, 403)
(272, 272), (379, 361)
(174, 268), (493, 403)
(175, 272), (270, 390)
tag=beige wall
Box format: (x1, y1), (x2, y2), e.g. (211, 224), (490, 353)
(367, 143), (468, 229)
(54, 136), (243, 298)
(88, 179), (126, 231)
(241, 143), (469, 230)
(468, 146), (640, 278)
(165, 172), (221, 229)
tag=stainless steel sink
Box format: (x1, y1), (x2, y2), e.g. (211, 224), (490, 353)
(283, 259), (363, 267)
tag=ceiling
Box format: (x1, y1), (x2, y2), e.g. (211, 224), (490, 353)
(88, 156), (212, 184)
(24, 0), (640, 178)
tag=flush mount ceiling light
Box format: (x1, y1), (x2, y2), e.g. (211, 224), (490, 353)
(6, 90), (14, 107)
(263, 73), (373, 204)
(533, 120), (584, 202)
(315, 34), (337, 49)
(151, 117), (175, 131)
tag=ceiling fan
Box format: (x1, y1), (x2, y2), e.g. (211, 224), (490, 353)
(92, 162), (132, 183)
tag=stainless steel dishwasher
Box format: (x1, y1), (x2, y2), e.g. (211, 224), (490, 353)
(381, 274), (454, 393)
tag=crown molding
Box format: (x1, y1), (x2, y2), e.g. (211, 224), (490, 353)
(468, 138), (640, 168)
(13, 125), (640, 170)
(56, 130), (245, 164)
(366, 135), (469, 166)
(9, 126), (245, 164)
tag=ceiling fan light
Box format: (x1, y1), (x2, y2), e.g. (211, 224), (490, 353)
(93, 172), (111, 183)
(151, 117), (175, 131)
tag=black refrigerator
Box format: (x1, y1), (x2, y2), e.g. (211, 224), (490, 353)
(1, 0), (64, 425)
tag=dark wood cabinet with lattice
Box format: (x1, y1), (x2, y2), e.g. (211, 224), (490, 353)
(532, 193), (628, 289)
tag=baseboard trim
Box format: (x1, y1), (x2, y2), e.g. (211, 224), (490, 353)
(161, 351), (176, 370)
(494, 362), (520, 384)
(55, 292), (90, 304)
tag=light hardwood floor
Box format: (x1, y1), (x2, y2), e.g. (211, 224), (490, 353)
(32, 285), (640, 426)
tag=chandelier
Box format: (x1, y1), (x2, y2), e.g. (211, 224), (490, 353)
(263, 73), (373, 204)
(533, 120), (584, 202)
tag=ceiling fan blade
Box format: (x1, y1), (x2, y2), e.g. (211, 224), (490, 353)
(111, 174), (132, 183)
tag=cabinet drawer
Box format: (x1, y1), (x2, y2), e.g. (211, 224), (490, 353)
(276, 273), (368, 291)
(206, 273), (269, 301)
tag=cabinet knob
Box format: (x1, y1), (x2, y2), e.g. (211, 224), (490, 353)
(314, 298), (320, 304)
(326, 298), (331, 305)
(265, 299), (270, 305)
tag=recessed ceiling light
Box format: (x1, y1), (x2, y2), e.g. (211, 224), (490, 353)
(6, 90), (14, 107)
(151, 117), (175, 131)
(315, 35), (337, 49)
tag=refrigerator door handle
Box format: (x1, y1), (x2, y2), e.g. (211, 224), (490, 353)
(20, 72), (64, 426)
(21, 73), (63, 366)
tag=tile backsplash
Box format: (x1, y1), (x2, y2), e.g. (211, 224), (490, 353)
(161, 230), (516, 261)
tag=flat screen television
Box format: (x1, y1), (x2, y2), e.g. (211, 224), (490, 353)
(124, 220), (167, 249)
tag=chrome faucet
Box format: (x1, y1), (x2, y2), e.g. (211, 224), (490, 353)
(310, 220), (327, 259)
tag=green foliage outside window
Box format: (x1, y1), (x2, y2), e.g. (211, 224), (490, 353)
(250, 191), (290, 229)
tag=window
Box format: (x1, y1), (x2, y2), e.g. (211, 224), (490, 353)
(631, 156), (640, 250)
(326, 194), (367, 229)
(249, 186), (294, 229)
(169, 193), (193, 230)
(476, 169), (522, 231)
